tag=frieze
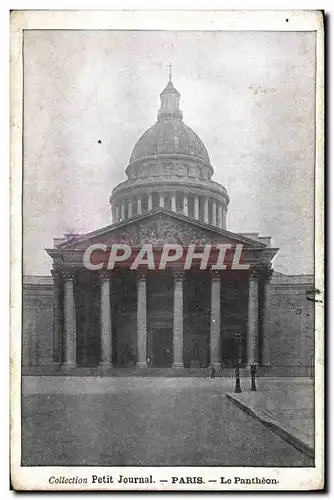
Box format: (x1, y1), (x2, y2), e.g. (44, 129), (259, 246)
(92, 216), (229, 247)
(137, 219), (216, 246)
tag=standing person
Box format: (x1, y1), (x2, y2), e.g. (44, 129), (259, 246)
(208, 364), (216, 379)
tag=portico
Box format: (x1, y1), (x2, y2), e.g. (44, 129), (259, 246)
(47, 210), (276, 372)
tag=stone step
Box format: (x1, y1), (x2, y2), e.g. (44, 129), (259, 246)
(22, 365), (313, 377)
(23, 365), (260, 378)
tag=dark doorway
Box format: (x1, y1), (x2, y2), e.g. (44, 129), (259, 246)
(151, 328), (173, 367)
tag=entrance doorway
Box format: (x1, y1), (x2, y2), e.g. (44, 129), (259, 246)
(150, 328), (173, 367)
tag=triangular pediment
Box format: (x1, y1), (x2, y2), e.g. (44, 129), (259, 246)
(55, 209), (267, 250)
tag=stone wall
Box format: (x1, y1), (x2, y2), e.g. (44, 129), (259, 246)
(22, 276), (54, 367)
(266, 273), (315, 376)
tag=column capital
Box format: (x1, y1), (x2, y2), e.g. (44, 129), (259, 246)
(51, 269), (62, 280)
(62, 270), (76, 281)
(172, 270), (184, 281)
(249, 266), (261, 280)
(261, 265), (274, 282)
(136, 270), (147, 282)
(98, 269), (112, 281)
(210, 269), (221, 280)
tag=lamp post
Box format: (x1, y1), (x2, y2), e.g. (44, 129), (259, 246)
(234, 333), (242, 393)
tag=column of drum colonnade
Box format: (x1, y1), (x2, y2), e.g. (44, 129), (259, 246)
(51, 266), (271, 369)
(113, 192), (227, 228)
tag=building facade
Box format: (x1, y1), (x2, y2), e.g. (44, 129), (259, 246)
(22, 76), (315, 376)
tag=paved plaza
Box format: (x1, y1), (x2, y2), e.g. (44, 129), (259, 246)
(22, 377), (314, 467)
(227, 383), (314, 458)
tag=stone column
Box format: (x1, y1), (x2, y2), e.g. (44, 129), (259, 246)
(128, 200), (133, 219)
(51, 269), (62, 364)
(247, 268), (259, 364)
(172, 271), (184, 368)
(115, 205), (120, 222)
(204, 197), (209, 224)
(137, 196), (142, 215)
(159, 193), (164, 208)
(99, 272), (112, 367)
(262, 267), (273, 365)
(218, 204), (223, 228)
(148, 193), (153, 211)
(210, 270), (221, 369)
(136, 273), (147, 368)
(171, 193), (176, 212)
(212, 200), (217, 226)
(81, 289), (91, 366)
(194, 195), (199, 220)
(120, 200), (125, 220)
(183, 194), (188, 216)
(63, 271), (76, 367)
(222, 206), (227, 229)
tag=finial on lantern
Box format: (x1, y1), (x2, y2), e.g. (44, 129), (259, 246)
(167, 62), (173, 82)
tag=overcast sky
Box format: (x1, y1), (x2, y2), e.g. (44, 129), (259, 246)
(23, 30), (316, 276)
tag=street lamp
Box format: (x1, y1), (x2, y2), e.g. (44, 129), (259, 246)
(234, 333), (242, 393)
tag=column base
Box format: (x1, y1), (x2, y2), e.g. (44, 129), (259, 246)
(99, 361), (113, 368)
(211, 362), (221, 371)
(247, 358), (256, 364)
(136, 362), (147, 369)
(61, 361), (76, 372)
(172, 362), (184, 368)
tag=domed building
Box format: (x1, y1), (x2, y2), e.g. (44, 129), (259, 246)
(109, 76), (229, 229)
(22, 73), (315, 378)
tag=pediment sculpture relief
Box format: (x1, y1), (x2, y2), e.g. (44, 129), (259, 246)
(76, 216), (236, 249)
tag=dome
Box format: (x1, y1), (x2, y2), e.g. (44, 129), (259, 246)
(129, 119), (210, 165)
(129, 77), (210, 166)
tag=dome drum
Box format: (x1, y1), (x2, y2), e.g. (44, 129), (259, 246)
(110, 178), (229, 204)
(126, 155), (214, 181)
(110, 178), (229, 229)
(111, 189), (228, 229)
